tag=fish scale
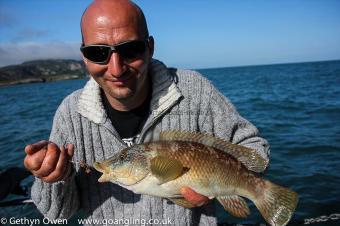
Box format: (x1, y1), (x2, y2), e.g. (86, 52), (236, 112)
(143, 141), (248, 197)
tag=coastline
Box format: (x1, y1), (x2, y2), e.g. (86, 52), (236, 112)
(0, 59), (87, 87)
(0, 75), (86, 87)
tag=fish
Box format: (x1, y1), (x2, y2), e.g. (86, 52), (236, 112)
(94, 131), (298, 226)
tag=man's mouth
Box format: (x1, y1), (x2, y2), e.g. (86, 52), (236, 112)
(106, 73), (134, 86)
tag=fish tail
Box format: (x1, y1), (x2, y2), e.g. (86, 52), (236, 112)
(253, 180), (298, 226)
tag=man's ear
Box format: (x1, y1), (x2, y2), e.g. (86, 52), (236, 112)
(82, 56), (88, 66)
(147, 36), (154, 58)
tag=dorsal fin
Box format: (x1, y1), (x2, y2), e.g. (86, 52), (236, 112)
(159, 130), (268, 172)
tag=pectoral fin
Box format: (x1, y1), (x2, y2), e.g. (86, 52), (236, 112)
(169, 198), (196, 208)
(150, 156), (184, 184)
(217, 195), (250, 218)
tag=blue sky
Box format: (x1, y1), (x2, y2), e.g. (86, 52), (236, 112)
(0, 0), (340, 69)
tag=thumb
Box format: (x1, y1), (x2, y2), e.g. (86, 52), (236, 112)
(181, 187), (209, 206)
(25, 140), (49, 155)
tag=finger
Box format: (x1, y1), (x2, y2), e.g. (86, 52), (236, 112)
(42, 146), (70, 183)
(24, 149), (47, 171)
(66, 143), (74, 157)
(180, 187), (209, 207)
(58, 146), (73, 181)
(25, 140), (49, 155)
(34, 142), (60, 178)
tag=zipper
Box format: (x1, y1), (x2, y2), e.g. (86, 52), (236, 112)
(136, 100), (180, 144)
(101, 117), (128, 147)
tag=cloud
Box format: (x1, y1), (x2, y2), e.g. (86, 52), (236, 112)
(0, 42), (83, 67)
(11, 28), (51, 42)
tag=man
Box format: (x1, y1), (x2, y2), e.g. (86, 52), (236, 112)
(24, 0), (269, 225)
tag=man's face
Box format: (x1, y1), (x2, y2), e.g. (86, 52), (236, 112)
(81, 6), (154, 107)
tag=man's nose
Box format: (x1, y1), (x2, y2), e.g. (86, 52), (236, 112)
(108, 52), (126, 77)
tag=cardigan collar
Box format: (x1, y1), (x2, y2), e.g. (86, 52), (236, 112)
(77, 59), (182, 124)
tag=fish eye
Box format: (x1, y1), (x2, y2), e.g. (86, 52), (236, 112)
(119, 154), (124, 161)
(119, 152), (127, 161)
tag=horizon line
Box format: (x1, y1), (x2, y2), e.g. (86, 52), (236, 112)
(1, 58), (340, 70)
(194, 58), (340, 71)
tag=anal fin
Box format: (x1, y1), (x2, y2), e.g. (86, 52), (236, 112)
(169, 198), (196, 209)
(217, 195), (250, 218)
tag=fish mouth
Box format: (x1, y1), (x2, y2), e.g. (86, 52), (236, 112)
(94, 162), (117, 183)
(98, 173), (116, 183)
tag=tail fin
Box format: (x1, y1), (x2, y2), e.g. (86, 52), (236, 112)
(254, 180), (298, 226)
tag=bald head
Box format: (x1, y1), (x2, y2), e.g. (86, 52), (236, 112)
(81, 0), (149, 44)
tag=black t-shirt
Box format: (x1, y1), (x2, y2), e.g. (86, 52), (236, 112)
(101, 90), (151, 145)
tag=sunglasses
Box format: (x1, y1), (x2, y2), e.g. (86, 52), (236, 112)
(80, 37), (151, 64)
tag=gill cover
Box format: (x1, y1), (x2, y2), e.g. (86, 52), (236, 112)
(111, 147), (150, 186)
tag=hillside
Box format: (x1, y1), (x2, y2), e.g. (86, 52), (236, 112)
(0, 59), (88, 86)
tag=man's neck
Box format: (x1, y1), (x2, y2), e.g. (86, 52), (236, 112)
(105, 96), (146, 111)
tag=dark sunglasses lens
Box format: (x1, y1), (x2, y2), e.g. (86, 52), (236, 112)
(118, 41), (146, 60)
(82, 46), (111, 63)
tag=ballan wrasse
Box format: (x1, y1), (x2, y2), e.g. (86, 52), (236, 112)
(94, 131), (298, 226)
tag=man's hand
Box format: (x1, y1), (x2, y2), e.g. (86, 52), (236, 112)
(180, 187), (209, 207)
(24, 141), (74, 183)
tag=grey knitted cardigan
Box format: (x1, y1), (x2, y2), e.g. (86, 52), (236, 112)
(31, 59), (270, 225)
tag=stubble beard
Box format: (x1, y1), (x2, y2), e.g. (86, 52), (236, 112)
(111, 86), (135, 100)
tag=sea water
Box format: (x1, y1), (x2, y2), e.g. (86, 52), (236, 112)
(0, 60), (339, 225)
